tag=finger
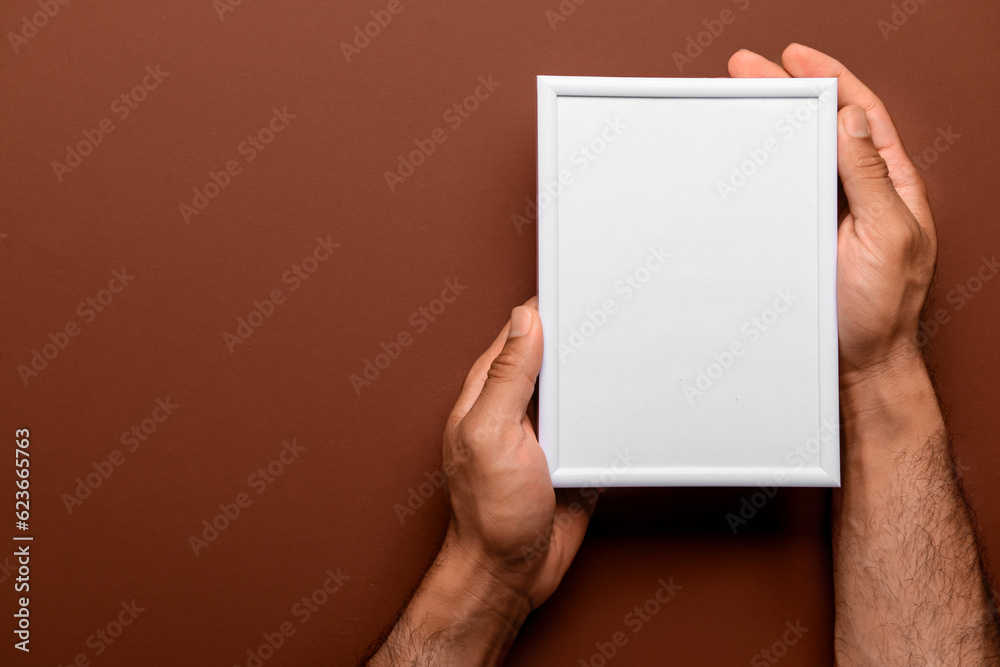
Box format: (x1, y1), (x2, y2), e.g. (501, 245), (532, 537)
(727, 49), (792, 78)
(779, 43), (933, 233)
(464, 305), (543, 438)
(447, 297), (538, 431)
(550, 488), (597, 573)
(556, 488), (598, 521)
(838, 105), (917, 240)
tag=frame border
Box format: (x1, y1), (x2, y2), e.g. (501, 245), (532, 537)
(537, 75), (840, 488)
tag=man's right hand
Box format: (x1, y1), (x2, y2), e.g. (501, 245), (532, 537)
(729, 44), (1000, 665)
(730, 43), (937, 386)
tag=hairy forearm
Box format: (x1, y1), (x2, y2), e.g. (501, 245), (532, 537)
(363, 536), (530, 667)
(834, 352), (1000, 664)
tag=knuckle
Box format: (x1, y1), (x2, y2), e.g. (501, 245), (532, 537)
(486, 348), (523, 384)
(853, 152), (890, 179)
(456, 417), (497, 450)
(895, 161), (929, 198)
(445, 434), (474, 466)
(911, 227), (938, 271)
(443, 412), (465, 443)
(869, 99), (889, 122)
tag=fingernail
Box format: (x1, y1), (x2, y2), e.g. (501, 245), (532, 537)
(845, 106), (870, 138)
(509, 306), (532, 338)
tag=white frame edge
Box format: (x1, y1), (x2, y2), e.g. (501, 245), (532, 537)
(537, 75), (840, 488)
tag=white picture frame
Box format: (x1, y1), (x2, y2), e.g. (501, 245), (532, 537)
(536, 75), (840, 488)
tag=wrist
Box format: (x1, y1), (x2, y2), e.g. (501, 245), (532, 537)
(839, 329), (927, 394)
(840, 343), (930, 420)
(436, 530), (533, 615)
(839, 344), (946, 474)
(416, 532), (531, 657)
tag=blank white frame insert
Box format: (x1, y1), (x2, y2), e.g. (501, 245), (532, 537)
(537, 75), (840, 488)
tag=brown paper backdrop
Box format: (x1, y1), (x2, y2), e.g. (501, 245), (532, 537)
(2, 0), (998, 665)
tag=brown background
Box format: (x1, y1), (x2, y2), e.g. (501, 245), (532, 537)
(2, 0), (998, 665)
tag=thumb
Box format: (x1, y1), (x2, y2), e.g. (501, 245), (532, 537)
(471, 306), (543, 429)
(838, 105), (909, 234)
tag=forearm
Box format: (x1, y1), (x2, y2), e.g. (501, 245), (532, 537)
(834, 351), (1000, 664)
(364, 536), (531, 667)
